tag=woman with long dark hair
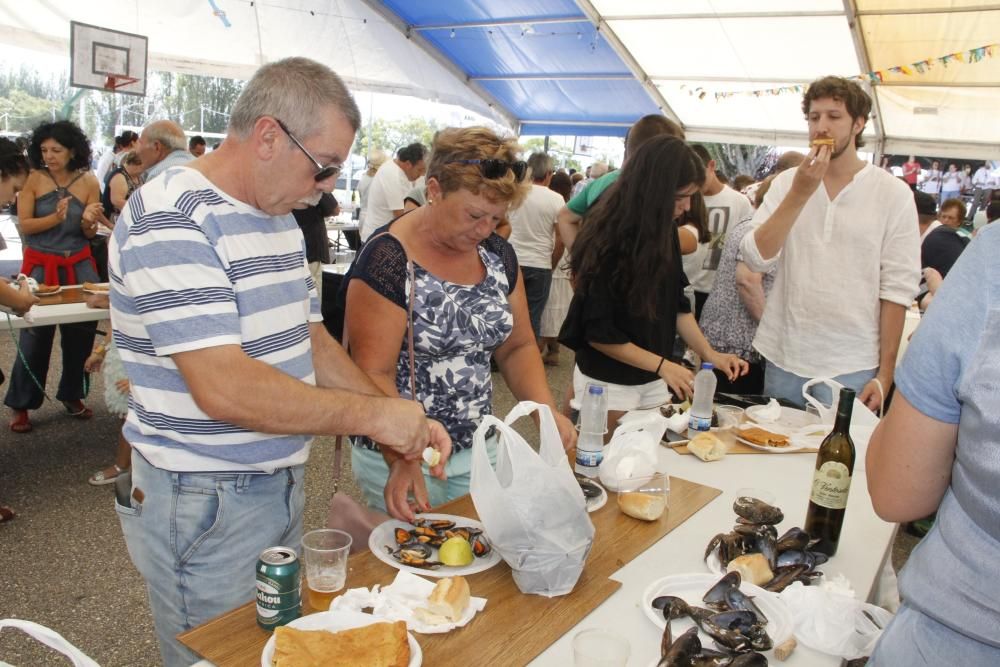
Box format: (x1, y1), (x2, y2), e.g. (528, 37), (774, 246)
(5, 120), (108, 432)
(560, 137), (747, 430)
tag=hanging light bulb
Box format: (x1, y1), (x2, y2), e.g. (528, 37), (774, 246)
(450, 29), (455, 38)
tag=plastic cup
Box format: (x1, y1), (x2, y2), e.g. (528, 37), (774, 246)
(714, 405), (744, 449)
(617, 471), (669, 521)
(301, 529), (352, 612)
(734, 487), (776, 506)
(572, 628), (630, 667)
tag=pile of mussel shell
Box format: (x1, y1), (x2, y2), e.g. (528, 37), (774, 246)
(704, 497), (827, 592)
(575, 473), (603, 500)
(385, 517), (491, 569)
(654, 572), (770, 666)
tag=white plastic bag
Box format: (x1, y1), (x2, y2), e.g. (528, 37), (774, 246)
(0, 619), (100, 667)
(779, 579), (894, 660)
(802, 378), (881, 429)
(470, 401), (595, 597)
(598, 411), (667, 492)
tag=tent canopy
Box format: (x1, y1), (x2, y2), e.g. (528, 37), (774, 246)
(1, 1), (998, 157)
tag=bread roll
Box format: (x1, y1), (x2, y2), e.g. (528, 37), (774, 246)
(423, 576), (470, 622)
(688, 432), (726, 461)
(725, 553), (774, 587)
(619, 491), (667, 521)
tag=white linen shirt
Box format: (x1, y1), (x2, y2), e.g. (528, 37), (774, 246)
(741, 163), (921, 378)
(507, 184), (565, 269)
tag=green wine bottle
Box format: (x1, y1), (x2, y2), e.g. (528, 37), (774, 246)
(804, 387), (856, 556)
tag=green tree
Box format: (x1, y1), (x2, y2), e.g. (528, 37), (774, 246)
(701, 142), (777, 181)
(354, 117), (442, 157)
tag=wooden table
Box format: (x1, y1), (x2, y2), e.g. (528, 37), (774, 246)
(179, 476), (720, 666)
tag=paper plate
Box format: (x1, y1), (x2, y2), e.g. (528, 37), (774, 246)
(641, 573), (793, 650)
(368, 513), (502, 578)
(261, 609), (421, 667)
(734, 424), (810, 453)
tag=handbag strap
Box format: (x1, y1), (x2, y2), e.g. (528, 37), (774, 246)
(334, 229), (418, 489)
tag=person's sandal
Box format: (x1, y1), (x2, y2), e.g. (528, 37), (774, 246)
(89, 464), (127, 486)
(62, 400), (93, 420)
(0, 505), (15, 523)
(9, 409), (31, 433)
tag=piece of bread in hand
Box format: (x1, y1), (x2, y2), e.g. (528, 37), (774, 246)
(419, 576), (470, 623)
(810, 137), (835, 148)
(688, 432), (726, 461)
(726, 553), (775, 587)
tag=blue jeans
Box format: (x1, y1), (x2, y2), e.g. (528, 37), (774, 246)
(521, 266), (553, 339)
(351, 435), (497, 511)
(117, 451), (305, 667)
(763, 360), (876, 409)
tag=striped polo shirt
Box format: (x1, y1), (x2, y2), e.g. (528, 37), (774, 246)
(108, 166), (322, 473)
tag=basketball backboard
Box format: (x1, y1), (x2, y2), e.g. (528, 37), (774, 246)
(70, 21), (148, 97)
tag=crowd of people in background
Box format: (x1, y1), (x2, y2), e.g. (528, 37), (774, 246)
(1, 60), (998, 666)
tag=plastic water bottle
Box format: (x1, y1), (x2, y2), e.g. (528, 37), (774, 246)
(575, 383), (608, 477)
(688, 363), (717, 435)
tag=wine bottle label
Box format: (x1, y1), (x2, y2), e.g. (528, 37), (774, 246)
(810, 461), (852, 510)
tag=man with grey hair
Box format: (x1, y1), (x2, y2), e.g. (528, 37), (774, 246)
(134, 119), (194, 182)
(109, 57), (451, 666)
(571, 160), (608, 197)
(507, 151), (565, 338)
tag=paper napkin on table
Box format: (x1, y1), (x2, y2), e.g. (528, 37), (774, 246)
(329, 570), (486, 634)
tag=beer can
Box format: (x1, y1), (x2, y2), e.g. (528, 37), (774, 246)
(256, 546), (301, 630)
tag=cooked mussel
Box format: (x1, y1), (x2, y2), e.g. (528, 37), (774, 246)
(733, 496), (784, 525)
(394, 527), (412, 544)
(471, 533), (491, 557)
(703, 572), (741, 610)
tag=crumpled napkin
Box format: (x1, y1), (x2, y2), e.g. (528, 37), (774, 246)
(778, 577), (894, 660)
(754, 398), (782, 422)
(329, 570), (487, 634)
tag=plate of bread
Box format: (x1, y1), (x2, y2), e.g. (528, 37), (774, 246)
(734, 424), (807, 453)
(262, 610), (421, 667)
(82, 281), (110, 294)
(33, 283), (62, 295)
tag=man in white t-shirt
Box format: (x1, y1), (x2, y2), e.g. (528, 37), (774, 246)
(361, 142), (426, 240)
(507, 152), (565, 338)
(741, 75), (920, 412)
(688, 144), (754, 319)
(967, 163), (993, 222)
(919, 160), (943, 204)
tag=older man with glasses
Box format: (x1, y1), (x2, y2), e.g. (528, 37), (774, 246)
(108, 57), (451, 667)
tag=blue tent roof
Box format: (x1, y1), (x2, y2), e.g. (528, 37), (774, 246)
(377, 0), (661, 137)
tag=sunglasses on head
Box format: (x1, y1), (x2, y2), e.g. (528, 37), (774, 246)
(446, 159), (528, 181)
(273, 117), (342, 182)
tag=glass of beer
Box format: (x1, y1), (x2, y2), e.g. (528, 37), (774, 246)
(301, 529), (352, 612)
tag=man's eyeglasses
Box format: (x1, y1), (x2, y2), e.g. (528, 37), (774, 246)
(273, 118), (342, 182)
(446, 159), (528, 181)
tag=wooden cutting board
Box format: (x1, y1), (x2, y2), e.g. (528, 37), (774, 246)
(33, 285), (103, 306)
(179, 477), (720, 667)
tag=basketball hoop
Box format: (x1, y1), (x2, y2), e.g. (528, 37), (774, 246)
(104, 74), (140, 91)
